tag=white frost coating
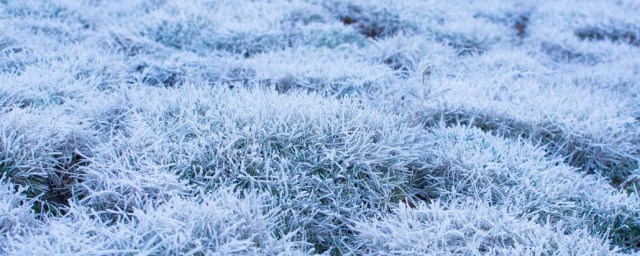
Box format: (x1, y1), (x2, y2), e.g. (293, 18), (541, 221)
(1, 0), (639, 254)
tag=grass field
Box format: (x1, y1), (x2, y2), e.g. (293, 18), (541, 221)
(1, 0), (640, 255)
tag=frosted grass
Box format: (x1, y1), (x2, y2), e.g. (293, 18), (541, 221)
(1, 0), (639, 254)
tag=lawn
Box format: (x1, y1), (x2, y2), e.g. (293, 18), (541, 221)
(1, 0), (640, 255)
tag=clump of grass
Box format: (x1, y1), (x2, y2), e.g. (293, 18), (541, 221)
(0, 35), (30, 75)
(3, 0), (95, 42)
(411, 126), (640, 251)
(227, 46), (395, 95)
(0, 108), (96, 215)
(413, 48), (640, 183)
(138, 0), (354, 56)
(74, 131), (191, 221)
(4, 188), (308, 255)
(357, 35), (453, 78)
(114, 86), (430, 253)
(353, 199), (616, 255)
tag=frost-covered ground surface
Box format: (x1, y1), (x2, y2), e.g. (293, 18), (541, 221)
(1, 0), (640, 255)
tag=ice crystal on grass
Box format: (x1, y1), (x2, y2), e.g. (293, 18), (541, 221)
(0, 178), (39, 253)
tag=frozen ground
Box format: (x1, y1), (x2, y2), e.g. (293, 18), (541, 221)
(1, 0), (640, 255)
